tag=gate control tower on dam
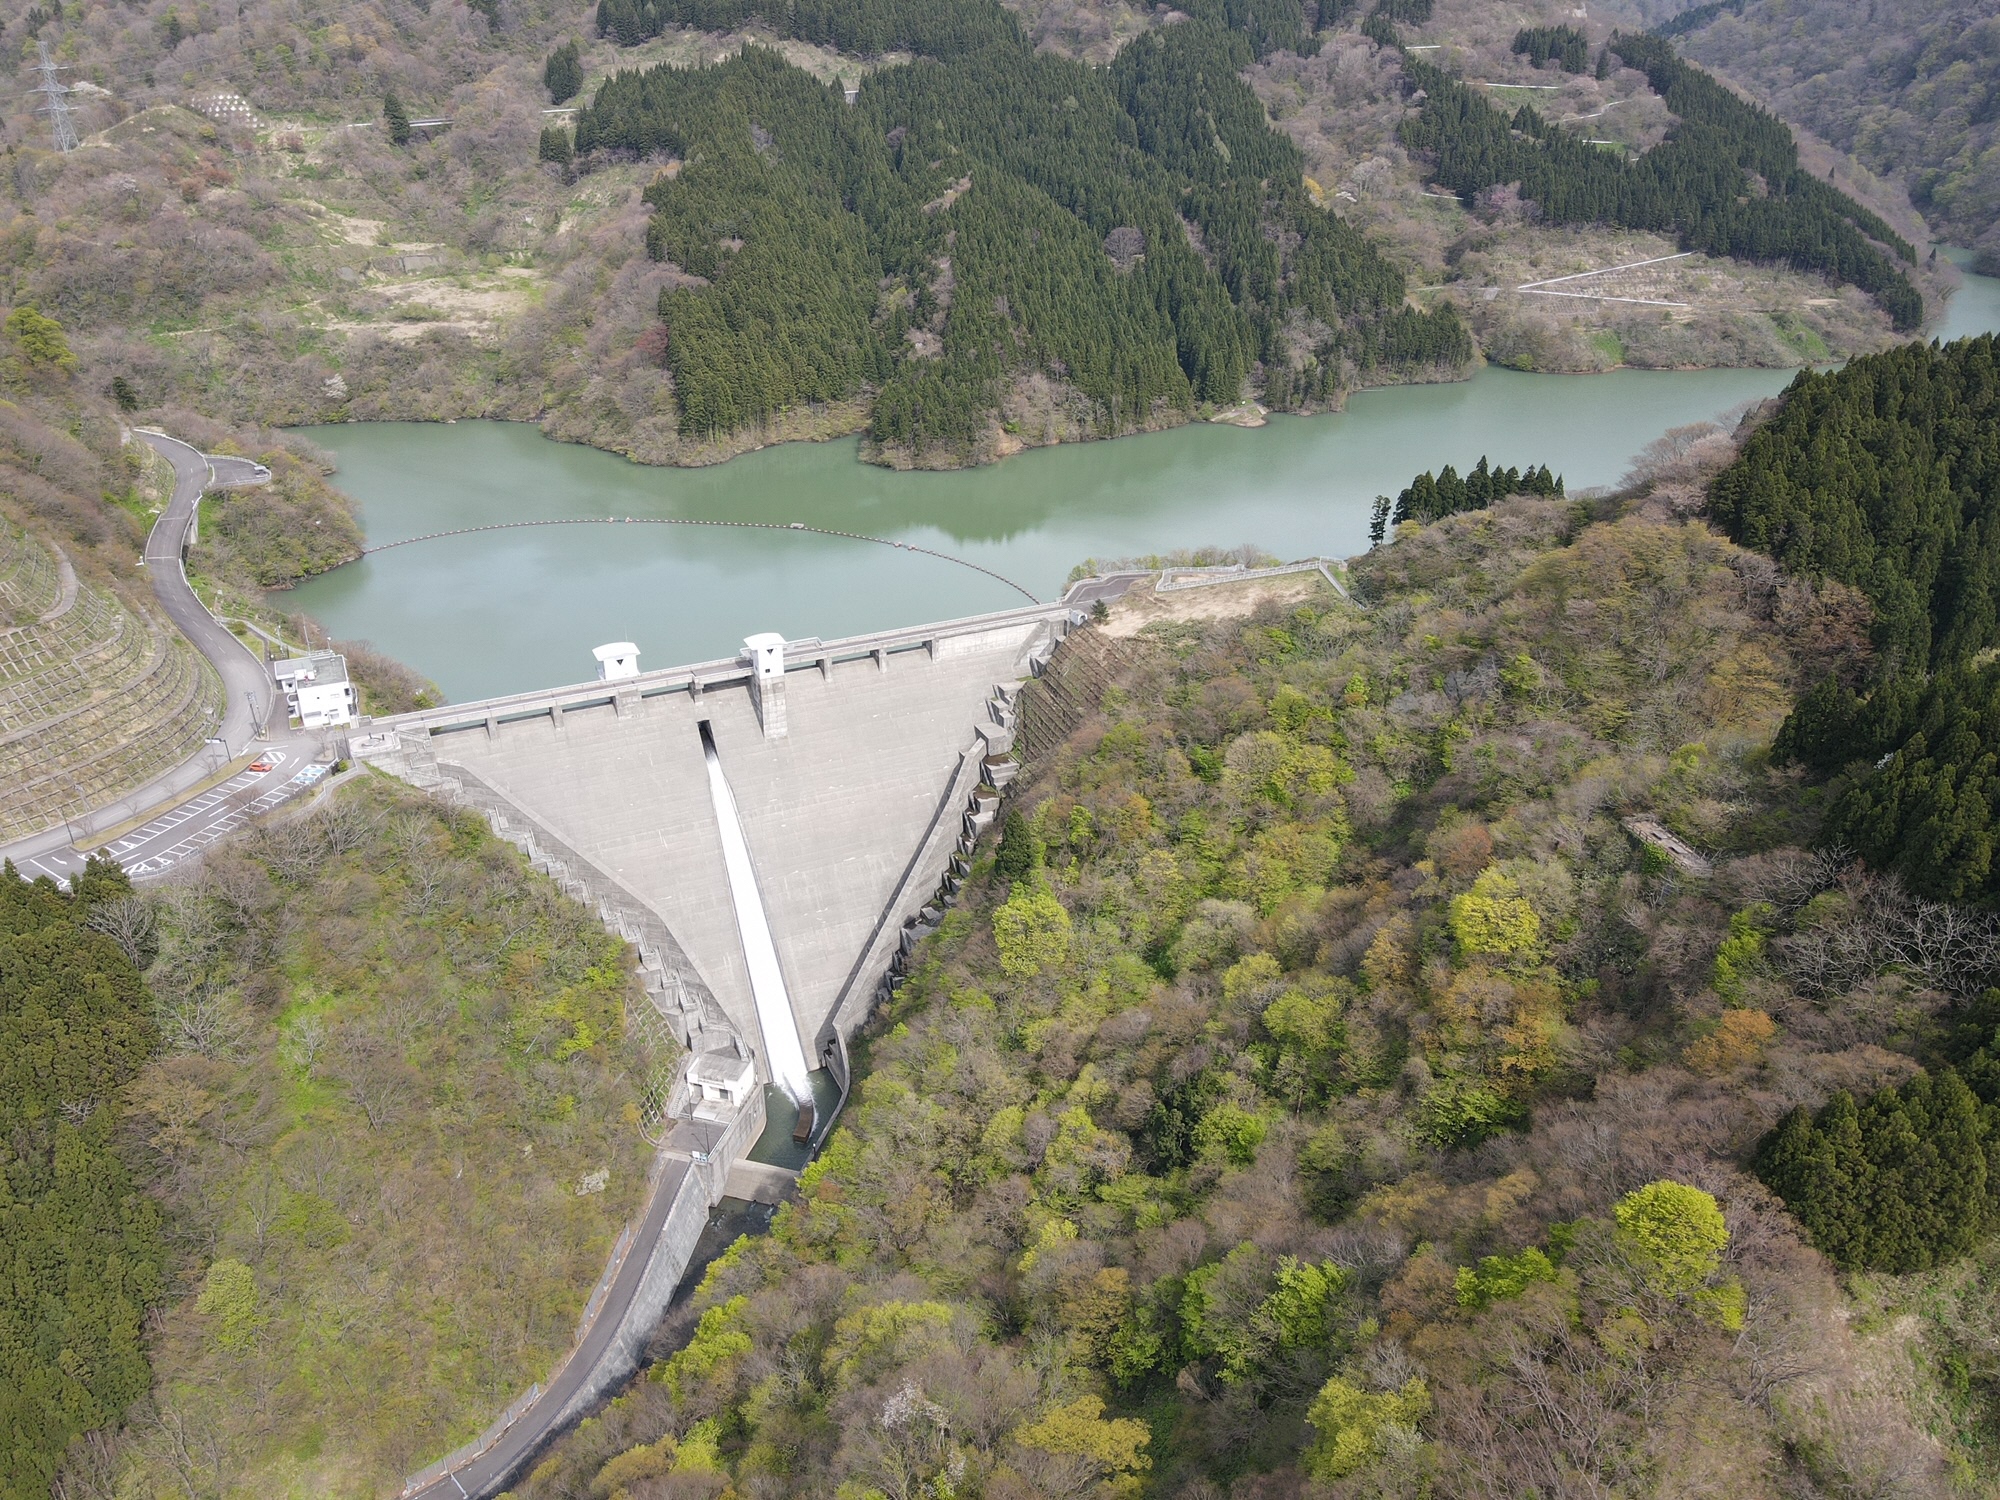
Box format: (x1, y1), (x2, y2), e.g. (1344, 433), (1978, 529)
(350, 600), (1078, 1115)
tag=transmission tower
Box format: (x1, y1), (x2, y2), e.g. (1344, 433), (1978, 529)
(30, 41), (80, 154)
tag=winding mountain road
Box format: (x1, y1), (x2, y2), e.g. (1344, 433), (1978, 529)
(1, 435), (324, 883)
(136, 432), (281, 749)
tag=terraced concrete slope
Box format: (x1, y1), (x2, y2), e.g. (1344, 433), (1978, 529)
(358, 612), (1055, 1082)
(0, 526), (223, 842)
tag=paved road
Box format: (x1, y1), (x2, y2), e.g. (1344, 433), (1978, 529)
(1061, 570), (1152, 609)
(0, 436), (328, 884)
(11, 752), (330, 884)
(406, 1158), (694, 1500)
(137, 433), (279, 749)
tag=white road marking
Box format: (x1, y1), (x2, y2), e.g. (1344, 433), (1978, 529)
(34, 754), (323, 885)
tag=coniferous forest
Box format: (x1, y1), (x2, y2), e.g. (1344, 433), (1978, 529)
(1710, 335), (2000, 900)
(1391, 27), (1924, 331)
(0, 859), (166, 1500)
(1757, 1065), (1998, 1273)
(1511, 25), (1591, 75)
(574, 0), (1469, 458)
(1386, 457), (1565, 531)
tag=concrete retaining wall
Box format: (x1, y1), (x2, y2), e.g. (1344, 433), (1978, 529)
(353, 600), (1077, 745)
(547, 1088), (765, 1432)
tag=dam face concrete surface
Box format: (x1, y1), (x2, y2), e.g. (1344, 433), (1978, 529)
(352, 605), (1064, 1084)
(361, 600), (1089, 1498)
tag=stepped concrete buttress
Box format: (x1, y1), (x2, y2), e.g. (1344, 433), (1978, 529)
(352, 603), (1073, 1083)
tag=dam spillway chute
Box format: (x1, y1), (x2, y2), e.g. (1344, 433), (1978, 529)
(699, 719), (813, 1103)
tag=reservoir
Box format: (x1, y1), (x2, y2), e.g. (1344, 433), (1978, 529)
(290, 258), (2000, 703)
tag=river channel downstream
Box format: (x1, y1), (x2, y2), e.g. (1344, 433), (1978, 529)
(289, 257), (2000, 703)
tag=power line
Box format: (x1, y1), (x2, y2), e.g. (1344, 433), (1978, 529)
(29, 40), (80, 153)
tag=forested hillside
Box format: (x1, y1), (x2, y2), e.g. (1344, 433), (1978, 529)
(510, 475), (2000, 1499)
(1709, 335), (2000, 902)
(1661, 0), (2000, 267)
(1, 0), (1951, 464)
(574, 2), (1468, 462)
(3, 780), (668, 1499)
(1391, 26), (1925, 329)
(0, 858), (166, 1500)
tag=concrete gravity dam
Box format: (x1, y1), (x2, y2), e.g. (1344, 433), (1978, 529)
(354, 600), (1077, 1093)
(353, 591), (1122, 1499)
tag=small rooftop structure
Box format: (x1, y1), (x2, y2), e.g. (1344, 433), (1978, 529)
(1622, 816), (1714, 878)
(686, 1047), (755, 1107)
(594, 641), (640, 682)
(273, 650), (356, 728)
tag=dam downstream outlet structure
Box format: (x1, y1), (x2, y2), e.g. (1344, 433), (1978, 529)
(359, 599), (1081, 1499)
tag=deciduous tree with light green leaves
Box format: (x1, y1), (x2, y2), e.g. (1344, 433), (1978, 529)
(652, 1295), (751, 1400)
(1257, 1255), (1349, 1353)
(193, 1259), (263, 1351)
(4, 305), (76, 379)
(1614, 1180), (1728, 1295)
(1304, 1375), (1431, 1480)
(1448, 866), (1541, 961)
(992, 882), (1071, 977)
(1455, 1245), (1559, 1308)
(1012, 1395), (1150, 1494)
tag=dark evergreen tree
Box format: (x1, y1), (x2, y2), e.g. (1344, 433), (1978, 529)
(1512, 25), (1589, 73)
(1389, 456), (1561, 526)
(1756, 1070), (1995, 1272)
(544, 40), (584, 104)
(993, 809), (1038, 883)
(384, 90), (412, 147)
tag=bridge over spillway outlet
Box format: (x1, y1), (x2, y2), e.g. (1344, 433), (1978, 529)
(359, 597), (1092, 1500)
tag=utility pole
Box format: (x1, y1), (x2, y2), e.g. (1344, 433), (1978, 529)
(30, 41), (80, 154)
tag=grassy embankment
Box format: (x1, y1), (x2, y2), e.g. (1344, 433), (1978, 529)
(83, 776), (671, 1499)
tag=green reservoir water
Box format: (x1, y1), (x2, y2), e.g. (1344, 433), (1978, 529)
(289, 261), (2000, 703)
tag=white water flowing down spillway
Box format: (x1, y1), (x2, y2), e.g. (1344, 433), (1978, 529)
(699, 724), (813, 1103)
